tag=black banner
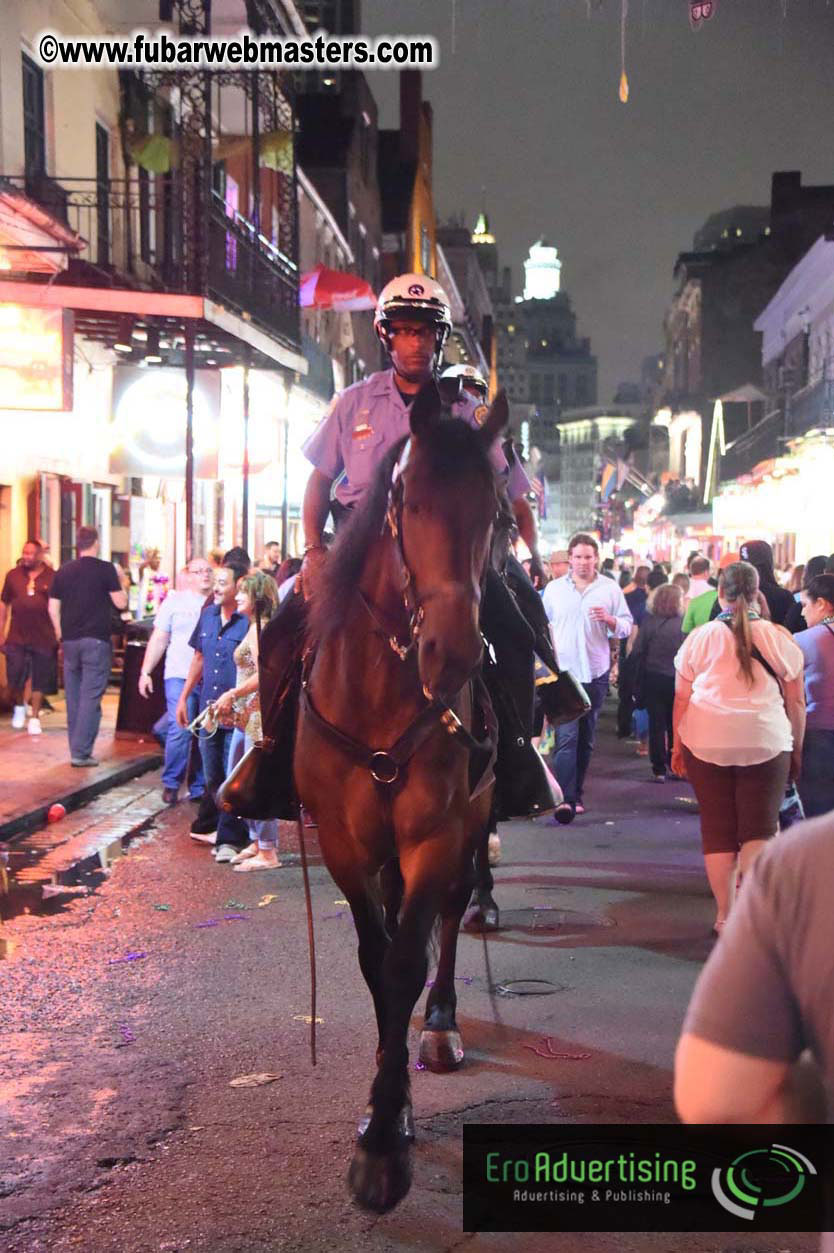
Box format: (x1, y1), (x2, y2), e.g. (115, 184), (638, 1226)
(463, 1124), (834, 1233)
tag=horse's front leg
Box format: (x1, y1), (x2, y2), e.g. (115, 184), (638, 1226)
(348, 878), (438, 1214)
(420, 868), (475, 1072)
(344, 882), (390, 1066)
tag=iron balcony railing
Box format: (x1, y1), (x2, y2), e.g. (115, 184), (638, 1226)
(719, 379), (834, 483)
(1, 171), (299, 349)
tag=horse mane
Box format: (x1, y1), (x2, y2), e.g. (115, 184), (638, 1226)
(309, 419), (497, 647)
(308, 435), (408, 645)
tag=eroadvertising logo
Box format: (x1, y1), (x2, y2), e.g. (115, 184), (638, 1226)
(711, 1143), (817, 1221)
(462, 1125), (833, 1234)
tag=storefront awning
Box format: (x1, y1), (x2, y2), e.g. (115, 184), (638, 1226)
(0, 279), (307, 375)
(0, 182), (85, 275)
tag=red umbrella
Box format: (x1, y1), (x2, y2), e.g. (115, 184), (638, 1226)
(299, 264), (376, 311)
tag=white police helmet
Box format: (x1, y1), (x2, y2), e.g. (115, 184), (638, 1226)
(440, 362), (488, 400)
(374, 273), (452, 350)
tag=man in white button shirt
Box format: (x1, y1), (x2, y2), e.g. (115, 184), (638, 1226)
(542, 533), (633, 821)
(138, 559), (212, 804)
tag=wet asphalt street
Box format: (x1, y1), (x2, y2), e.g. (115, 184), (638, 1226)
(0, 707), (819, 1253)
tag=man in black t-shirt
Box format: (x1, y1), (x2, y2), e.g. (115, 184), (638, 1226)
(48, 527), (128, 766)
(739, 539), (794, 626)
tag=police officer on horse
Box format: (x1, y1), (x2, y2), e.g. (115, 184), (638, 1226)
(242, 272), (558, 821)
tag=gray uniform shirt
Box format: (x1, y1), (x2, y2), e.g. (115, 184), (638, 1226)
(684, 812), (834, 1086)
(302, 368), (530, 507)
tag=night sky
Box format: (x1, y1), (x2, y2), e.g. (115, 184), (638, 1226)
(362, 0), (834, 401)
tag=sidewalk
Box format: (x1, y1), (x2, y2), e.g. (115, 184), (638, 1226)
(0, 691), (162, 841)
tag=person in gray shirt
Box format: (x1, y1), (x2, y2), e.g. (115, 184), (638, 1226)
(675, 813), (833, 1249)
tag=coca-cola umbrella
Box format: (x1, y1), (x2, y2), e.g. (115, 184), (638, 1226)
(299, 264), (376, 311)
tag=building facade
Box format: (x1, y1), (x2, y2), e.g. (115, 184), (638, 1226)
(0, 0), (307, 590)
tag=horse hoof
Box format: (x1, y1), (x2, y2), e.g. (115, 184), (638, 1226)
(348, 1143), (412, 1213)
(463, 902), (500, 932)
(418, 1028), (464, 1072)
(357, 1103), (415, 1142)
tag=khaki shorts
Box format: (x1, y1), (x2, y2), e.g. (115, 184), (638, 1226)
(681, 745), (790, 854)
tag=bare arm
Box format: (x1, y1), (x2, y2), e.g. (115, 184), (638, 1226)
(302, 468), (335, 548)
(0, 601), (7, 642)
(48, 597), (62, 643)
(783, 673), (806, 781)
(670, 672), (692, 777)
(138, 627), (171, 697)
(675, 1034), (825, 1124)
(110, 588), (128, 611)
(175, 651), (204, 727)
(513, 497), (541, 562)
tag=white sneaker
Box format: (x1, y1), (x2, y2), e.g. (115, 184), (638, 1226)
(11, 705), (26, 729)
(27, 717), (42, 736)
(214, 844), (240, 863)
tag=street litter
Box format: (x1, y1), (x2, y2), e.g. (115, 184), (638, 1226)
(322, 910), (346, 920)
(41, 884), (88, 898)
(153, 904), (171, 911)
(523, 1036), (591, 1061)
(223, 913), (249, 921)
(257, 894), (278, 907)
(229, 1072), (282, 1087)
(292, 1013), (324, 1024)
(195, 920), (219, 928)
(108, 951), (147, 964)
(117, 1024), (136, 1046)
(47, 803), (66, 823)
(223, 899), (249, 910)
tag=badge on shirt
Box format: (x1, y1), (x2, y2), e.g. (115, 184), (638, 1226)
(473, 404), (489, 426)
(352, 411), (375, 441)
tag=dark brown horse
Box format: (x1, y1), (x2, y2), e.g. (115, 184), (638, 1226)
(295, 382), (507, 1213)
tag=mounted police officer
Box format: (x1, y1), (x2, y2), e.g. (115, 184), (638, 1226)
(244, 273), (557, 820)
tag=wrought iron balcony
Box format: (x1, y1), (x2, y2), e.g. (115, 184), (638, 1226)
(0, 171), (299, 352)
(720, 378), (834, 484)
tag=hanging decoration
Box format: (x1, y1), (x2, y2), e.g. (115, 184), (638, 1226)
(689, 0), (717, 29)
(619, 0), (629, 102)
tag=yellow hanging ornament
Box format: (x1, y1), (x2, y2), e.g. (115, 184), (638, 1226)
(619, 0), (629, 102)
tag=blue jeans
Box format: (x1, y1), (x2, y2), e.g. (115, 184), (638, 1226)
(552, 671), (609, 807)
(62, 637), (112, 761)
(199, 724), (249, 850)
(161, 679), (204, 798)
(799, 727), (834, 818)
(227, 727), (279, 850)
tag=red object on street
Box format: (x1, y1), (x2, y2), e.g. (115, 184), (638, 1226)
(299, 264), (376, 311)
(47, 803), (66, 823)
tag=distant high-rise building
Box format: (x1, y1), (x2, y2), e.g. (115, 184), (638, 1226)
(523, 238), (561, 301)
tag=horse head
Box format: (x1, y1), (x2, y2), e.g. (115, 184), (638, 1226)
(396, 381), (508, 704)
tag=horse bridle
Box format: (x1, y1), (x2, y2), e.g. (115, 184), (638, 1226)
(300, 439), (499, 785)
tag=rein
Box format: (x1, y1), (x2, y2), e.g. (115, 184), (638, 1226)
(303, 440), (498, 787)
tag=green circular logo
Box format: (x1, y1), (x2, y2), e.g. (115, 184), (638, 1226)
(712, 1144), (817, 1221)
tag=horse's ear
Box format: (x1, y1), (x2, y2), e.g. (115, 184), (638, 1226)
(409, 378), (443, 437)
(478, 389), (509, 445)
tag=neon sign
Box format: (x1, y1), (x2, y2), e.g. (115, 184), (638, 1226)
(0, 303), (73, 411)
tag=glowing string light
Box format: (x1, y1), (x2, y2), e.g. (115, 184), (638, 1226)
(619, 0), (629, 102)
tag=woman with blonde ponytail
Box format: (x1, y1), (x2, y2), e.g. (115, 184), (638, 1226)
(671, 561), (806, 935)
